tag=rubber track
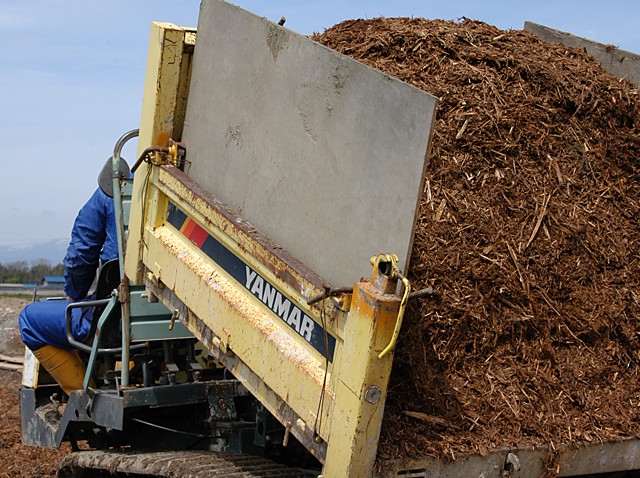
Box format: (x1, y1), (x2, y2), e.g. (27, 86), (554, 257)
(58, 450), (310, 477)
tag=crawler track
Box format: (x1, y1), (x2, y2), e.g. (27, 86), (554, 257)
(58, 450), (310, 477)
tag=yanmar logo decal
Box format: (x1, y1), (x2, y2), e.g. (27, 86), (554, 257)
(245, 266), (316, 342)
(167, 202), (336, 361)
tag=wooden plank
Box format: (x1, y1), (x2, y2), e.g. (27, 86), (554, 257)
(0, 354), (23, 364)
(0, 362), (22, 371)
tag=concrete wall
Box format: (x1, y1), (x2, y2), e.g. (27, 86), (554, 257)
(183, 0), (437, 287)
(525, 21), (640, 86)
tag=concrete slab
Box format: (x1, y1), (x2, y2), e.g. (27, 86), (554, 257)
(183, 0), (437, 286)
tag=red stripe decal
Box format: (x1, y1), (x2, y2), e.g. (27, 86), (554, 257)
(190, 223), (208, 248)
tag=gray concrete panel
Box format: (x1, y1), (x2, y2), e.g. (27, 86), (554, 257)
(183, 0), (437, 287)
(525, 21), (640, 86)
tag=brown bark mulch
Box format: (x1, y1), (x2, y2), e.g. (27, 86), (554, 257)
(313, 17), (640, 462)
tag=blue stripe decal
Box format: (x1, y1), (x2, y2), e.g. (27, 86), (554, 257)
(167, 202), (336, 361)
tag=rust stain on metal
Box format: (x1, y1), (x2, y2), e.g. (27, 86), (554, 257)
(274, 267), (300, 292)
(354, 281), (401, 344)
(153, 227), (328, 386)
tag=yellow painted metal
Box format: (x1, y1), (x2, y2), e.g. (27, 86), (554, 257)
(125, 22), (196, 284)
(322, 280), (400, 477)
(369, 254), (411, 359)
(142, 168), (339, 443)
(141, 166), (404, 475)
(126, 20), (406, 476)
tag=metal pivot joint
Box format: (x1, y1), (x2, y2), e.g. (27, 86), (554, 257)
(131, 139), (187, 173)
(370, 253), (411, 359)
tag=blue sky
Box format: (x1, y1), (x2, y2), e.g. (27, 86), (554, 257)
(2, 0), (639, 251)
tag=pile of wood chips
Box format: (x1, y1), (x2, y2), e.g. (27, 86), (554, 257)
(313, 18), (640, 462)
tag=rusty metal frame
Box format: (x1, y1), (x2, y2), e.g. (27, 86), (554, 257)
(136, 163), (405, 476)
(140, 164), (342, 459)
(126, 21), (409, 477)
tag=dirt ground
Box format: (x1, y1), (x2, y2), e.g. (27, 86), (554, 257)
(0, 296), (70, 478)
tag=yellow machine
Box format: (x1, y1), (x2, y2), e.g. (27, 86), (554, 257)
(123, 21), (413, 475)
(21, 2), (640, 477)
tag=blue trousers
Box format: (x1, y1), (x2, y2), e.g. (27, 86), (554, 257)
(19, 300), (93, 351)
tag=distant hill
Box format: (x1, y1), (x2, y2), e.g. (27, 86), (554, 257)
(0, 239), (68, 265)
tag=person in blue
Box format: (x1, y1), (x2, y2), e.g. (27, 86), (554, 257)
(19, 158), (128, 395)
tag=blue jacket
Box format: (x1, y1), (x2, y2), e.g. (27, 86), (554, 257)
(64, 188), (118, 300)
(20, 188), (118, 351)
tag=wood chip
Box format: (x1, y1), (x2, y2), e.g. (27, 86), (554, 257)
(314, 16), (640, 465)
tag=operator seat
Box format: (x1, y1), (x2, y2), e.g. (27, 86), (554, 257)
(87, 258), (122, 348)
(65, 259), (122, 353)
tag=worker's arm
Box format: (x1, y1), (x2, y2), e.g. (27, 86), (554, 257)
(63, 188), (113, 300)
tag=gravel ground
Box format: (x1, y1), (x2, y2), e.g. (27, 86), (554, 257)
(0, 296), (70, 478)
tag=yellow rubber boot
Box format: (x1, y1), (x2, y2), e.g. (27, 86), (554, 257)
(33, 345), (94, 396)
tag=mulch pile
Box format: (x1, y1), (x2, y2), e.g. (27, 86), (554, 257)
(313, 18), (640, 464)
